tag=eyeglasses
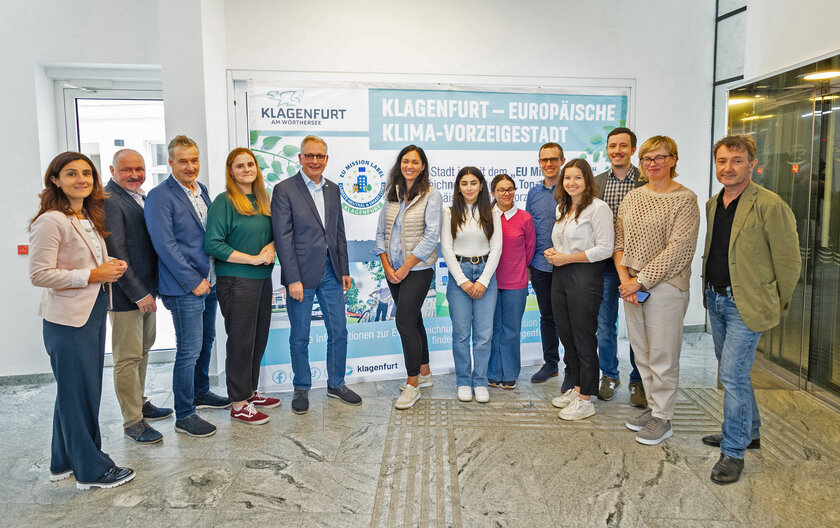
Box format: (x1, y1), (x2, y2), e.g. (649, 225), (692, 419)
(495, 188), (515, 195)
(301, 153), (327, 161)
(640, 154), (673, 166)
(539, 157), (560, 164)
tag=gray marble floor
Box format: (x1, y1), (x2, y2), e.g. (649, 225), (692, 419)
(2, 333), (840, 527)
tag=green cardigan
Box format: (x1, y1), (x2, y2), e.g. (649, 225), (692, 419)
(702, 181), (801, 332)
(205, 192), (274, 279)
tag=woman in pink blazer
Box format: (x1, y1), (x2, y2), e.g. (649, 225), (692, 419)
(29, 152), (134, 490)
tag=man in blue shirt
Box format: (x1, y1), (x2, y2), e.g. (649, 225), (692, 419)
(525, 142), (570, 386)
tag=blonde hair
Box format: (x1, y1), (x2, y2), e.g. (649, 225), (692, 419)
(224, 148), (270, 216)
(638, 135), (679, 180)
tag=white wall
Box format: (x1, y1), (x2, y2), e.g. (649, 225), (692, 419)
(224, 0), (717, 327)
(0, 1), (160, 376)
(744, 0), (840, 79)
(21, 0), (833, 376)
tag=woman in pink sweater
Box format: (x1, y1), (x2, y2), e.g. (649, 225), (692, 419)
(488, 174), (536, 389)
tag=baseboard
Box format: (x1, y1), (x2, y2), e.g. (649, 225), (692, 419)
(683, 324), (706, 333)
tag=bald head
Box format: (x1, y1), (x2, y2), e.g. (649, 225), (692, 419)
(110, 149), (146, 192)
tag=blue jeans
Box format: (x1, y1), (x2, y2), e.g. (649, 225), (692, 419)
(161, 286), (217, 420)
(706, 287), (763, 459)
(598, 265), (641, 383)
(286, 258), (348, 390)
(447, 261), (498, 388)
(488, 287), (528, 383)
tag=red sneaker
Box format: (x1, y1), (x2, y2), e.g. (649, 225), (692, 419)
(230, 403), (270, 425)
(247, 391), (281, 409)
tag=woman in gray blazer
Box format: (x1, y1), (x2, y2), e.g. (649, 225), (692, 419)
(29, 152), (134, 490)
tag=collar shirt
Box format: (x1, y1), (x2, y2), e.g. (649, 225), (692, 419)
(128, 188), (146, 209)
(301, 172), (326, 227)
(494, 203), (519, 220)
(602, 165), (639, 220)
(175, 177), (215, 285)
(551, 198), (615, 263)
(706, 192), (742, 287)
(525, 182), (558, 272)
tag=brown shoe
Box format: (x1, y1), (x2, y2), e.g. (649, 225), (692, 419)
(598, 375), (620, 401)
(629, 382), (647, 408)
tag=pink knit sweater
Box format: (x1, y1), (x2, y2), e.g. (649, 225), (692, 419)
(495, 207), (536, 289)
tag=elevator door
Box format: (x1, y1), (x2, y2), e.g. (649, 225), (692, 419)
(729, 85), (840, 399)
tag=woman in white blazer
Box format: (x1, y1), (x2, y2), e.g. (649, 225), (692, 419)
(29, 152), (134, 490)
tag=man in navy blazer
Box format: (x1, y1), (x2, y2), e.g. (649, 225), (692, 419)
(104, 149), (172, 445)
(271, 135), (361, 414)
(145, 135), (230, 438)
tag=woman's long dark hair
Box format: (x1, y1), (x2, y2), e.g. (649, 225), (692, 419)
(385, 145), (430, 203)
(30, 152), (108, 235)
(450, 166), (494, 240)
(554, 158), (597, 223)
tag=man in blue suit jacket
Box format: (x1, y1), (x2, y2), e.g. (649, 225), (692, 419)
(271, 135), (361, 414)
(145, 135), (230, 438)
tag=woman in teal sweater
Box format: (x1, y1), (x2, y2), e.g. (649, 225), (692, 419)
(205, 147), (277, 425)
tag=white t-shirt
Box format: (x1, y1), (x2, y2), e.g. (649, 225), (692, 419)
(441, 205), (503, 286)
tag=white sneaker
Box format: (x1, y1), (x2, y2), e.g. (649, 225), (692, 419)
(558, 397), (596, 421)
(474, 386), (490, 403)
(395, 383), (421, 409)
(551, 388), (578, 409)
(399, 373), (433, 391)
(457, 386), (473, 402)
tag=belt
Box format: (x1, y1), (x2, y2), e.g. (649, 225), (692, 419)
(456, 254), (488, 264)
(708, 283), (732, 296)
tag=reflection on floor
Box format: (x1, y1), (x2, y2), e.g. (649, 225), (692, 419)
(2, 333), (839, 527)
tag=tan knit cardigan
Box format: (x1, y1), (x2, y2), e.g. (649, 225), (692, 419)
(614, 185), (700, 291)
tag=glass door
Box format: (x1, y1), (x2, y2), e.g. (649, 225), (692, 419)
(727, 54), (840, 399)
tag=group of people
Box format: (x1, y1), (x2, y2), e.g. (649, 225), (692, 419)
(29, 128), (799, 491)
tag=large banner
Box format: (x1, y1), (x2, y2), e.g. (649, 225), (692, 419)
(247, 81), (628, 391)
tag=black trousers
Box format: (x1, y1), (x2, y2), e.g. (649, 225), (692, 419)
(217, 276), (272, 402)
(529, 266), (561, 368)
(388, 268), (434, 377)
(551, 262), (604, 396)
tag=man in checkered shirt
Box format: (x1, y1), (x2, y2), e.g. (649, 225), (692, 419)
(593, 128), (646, 407)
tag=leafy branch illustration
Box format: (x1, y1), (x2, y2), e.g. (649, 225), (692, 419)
(249, 131), (301, 184)
(577, 121), (626, 165)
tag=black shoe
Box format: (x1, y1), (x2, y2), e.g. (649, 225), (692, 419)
(701, 434), (760, 449)
(76, 466), (135, 490)
(174, 413), (217, 438)
(124, 420), (163, 444)
(142, 400), (174, 421)
(710, 454), (744, 485)
(327, 385), (363, 406)
(530, 364), (558, 383)
(194, 391), (231, 410)
(292, 389), (309, 415)
(488, 379), (500, 388)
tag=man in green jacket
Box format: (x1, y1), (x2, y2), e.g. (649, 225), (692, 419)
(702, 134), (800, 485)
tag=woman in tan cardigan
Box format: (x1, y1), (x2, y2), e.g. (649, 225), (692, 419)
(29, 152), (133, 490)
(613, 136), (700, 446)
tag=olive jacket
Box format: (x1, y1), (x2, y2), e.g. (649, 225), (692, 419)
(702, 181), (801, 332)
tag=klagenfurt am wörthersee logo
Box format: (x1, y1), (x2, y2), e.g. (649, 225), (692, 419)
(338, 160), (386, 215)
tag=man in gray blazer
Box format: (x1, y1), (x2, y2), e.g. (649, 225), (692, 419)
(104, 149), (172, 444)
(593, 128), (646, 407)
(271, 135), (361, 414)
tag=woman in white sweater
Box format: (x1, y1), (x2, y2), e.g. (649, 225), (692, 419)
(441, 167), (502, 403)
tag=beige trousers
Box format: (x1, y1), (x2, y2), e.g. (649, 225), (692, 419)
(109, 310), (156, 427)
(624, 282), (689, 421)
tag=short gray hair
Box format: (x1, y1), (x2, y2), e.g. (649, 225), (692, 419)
(300, 135), (328, 154)
(168, 135), (199, 159)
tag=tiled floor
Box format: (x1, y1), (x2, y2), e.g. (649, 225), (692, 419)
(2, 333), (839, 527)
